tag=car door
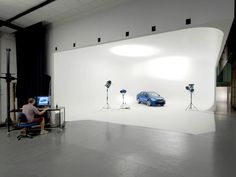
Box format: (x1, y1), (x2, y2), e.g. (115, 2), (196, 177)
(138, 92), (145, 102)
(143, 93), (149, 103)
(139, 93), (148, 103)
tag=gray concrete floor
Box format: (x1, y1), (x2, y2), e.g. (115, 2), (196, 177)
(0, 110), (236, 177)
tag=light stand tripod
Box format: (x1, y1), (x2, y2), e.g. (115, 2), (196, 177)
(103, 87), (111, 109)
(0, 49), (16, 133)
(103, 80), (112, 109)
(185, 91), (198, 111)
(120, 92), (126, 109)
(120, 89), (129, 109)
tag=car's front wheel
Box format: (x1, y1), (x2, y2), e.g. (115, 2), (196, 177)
(147, 100), (152, 106)
(137, 98), (141, 104)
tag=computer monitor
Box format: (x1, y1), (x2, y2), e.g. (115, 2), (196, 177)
(36, 96), (50, 107)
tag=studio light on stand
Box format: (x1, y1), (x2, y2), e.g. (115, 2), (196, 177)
(103, 80), (112, 109)
(185, 84), (198, 111)
(120, 89), (130, 109)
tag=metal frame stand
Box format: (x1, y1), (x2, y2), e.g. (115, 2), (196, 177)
(120, 93), (126, 109)
(0, 49), (16, 134)
(103, 88), (110, 109)
(185, 92), (198, 111)
(120, 93), (130, 109)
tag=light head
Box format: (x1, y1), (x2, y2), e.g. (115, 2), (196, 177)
(185, 84), (194, 93)
(105, 80), (112, 88)
(120, 89), (127, 94)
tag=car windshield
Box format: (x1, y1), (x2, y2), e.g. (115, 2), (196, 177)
(148, 92), (160, 98)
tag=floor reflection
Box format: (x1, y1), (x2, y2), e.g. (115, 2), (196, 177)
(75, 105), (216, 135)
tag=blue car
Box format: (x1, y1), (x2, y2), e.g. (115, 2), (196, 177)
(137, 91), (165, 106)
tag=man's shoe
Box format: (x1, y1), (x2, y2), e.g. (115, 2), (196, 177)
(40, 130), (49, 135)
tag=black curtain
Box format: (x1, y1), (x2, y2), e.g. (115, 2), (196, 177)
(16, 22), (50, 107)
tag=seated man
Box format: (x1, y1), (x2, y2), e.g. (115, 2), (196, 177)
(22, 98), (49, 135)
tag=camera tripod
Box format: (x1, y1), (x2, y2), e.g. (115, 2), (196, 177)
(185, 92), (198, 111)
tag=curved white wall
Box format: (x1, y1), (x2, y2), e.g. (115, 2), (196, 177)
(48, 0), (234, 113)
(54, 27), (223, 121)
(50, 0), (233, 52)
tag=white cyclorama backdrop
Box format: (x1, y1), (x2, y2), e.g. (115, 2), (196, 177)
(54, 27), (223, 121)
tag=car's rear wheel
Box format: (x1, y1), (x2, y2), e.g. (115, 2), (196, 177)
(147, 100), (152, 106)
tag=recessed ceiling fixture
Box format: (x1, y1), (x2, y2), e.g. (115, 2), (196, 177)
(110, 44), (157, 57)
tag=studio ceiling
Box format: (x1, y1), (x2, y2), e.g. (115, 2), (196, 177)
(0, 0), (129, 33)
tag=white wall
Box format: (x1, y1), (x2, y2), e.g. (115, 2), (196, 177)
(0, 33), (17, 123)
(48, 0), (234, 107)
(49, 0), (233, 51)
(54, 27), (223, 121)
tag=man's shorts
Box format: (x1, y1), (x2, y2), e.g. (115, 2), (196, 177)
(33, 117), (43, 123)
